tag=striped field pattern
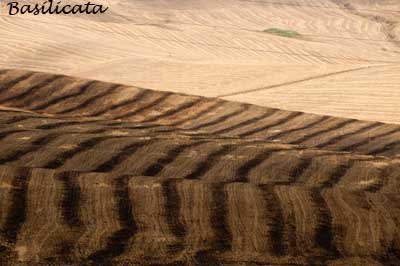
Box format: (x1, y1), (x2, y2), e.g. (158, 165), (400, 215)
(0, 69), (400, 266)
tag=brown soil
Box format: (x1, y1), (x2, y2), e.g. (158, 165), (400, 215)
(0, 69), (400, 266)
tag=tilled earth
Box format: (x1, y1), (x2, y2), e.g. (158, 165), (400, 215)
(0, 69), (400, 266)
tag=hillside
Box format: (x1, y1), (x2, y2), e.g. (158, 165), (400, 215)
(1, 0), (400, 265)
(0, 70), (400, 265)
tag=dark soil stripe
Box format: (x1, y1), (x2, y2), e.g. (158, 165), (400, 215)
(0, 133), (59, 164)
(28, 118), (120, 130)
(114, 93), (174, 120)
(184, 144), (237, 180)
(85, 175), (137, 264)
(0, 130), (26, 141)
(35, 119), (127, 130)
(168, 100), (222, 127)
(289, 119), (357, 145)
(266, 116), (330, 141)
(314, 122), (383, 149)
(0, 168), (31, 243)
(142, 98), (204, 123)
(4, 116), (34, 124)
(162, 180), (186, 253)
(262, 186), (287, 256)
(37, 121), (87, 130)
(90, 90), (149, 117)
(213, 109), (279, 135)
(321, 161), (354, 189)
(44, 136), (113, 169)
(194, 183), (231, 265)
(236, 149), (277, 182)
(56, 84), (122, 114)
(239, 112), (303, 138)
(32, 132), (60, 146)
(31, 81), (97, 111)
(0, 126), (166, 141)
(1, 76), (62, 106)
(287, 157), (313, 184)
(188, 104), (250, 131)
(271, 153), (340, 186)
(57, 172), (82, 228)
(94, 139), (157, 172)
(311, 188), (340, 258)
(210, 184), (231, 249)
(368, 140), (400, 156)
(142, 141), (207, 176)
(340, 127), (400, 152)
(0, 73), (34, 93)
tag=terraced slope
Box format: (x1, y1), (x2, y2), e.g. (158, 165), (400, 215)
(0, 70), (400, 266)
(2, 69), (400, 157)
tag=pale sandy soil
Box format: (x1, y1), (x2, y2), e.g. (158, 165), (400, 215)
(1, 0), (400, 123)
